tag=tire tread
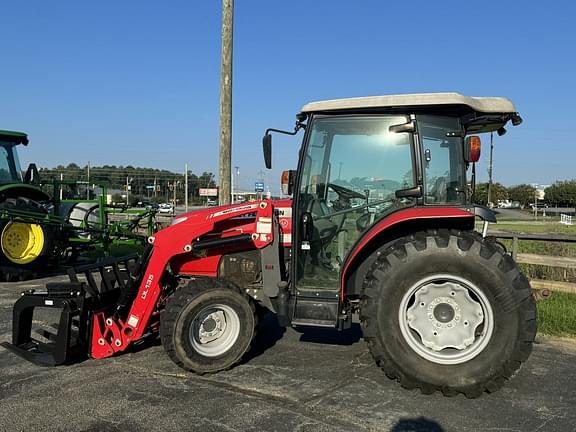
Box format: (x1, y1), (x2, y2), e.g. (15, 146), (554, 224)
(360, 229), (536, 398)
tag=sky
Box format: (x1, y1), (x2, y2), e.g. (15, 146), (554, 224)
(1, 1), (575, 194)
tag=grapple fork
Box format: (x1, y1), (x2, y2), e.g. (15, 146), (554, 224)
(1, 252), (146, 366)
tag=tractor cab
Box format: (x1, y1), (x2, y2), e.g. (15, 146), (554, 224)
(0, 130), (28, 184)
(265, 93), (523, 326)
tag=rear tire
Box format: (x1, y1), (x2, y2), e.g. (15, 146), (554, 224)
(160, 278), (256, 374)
(360, 229), (536, 398)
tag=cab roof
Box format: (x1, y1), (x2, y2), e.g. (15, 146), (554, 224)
(300, 92), (517, 114)
(0, 130), (29, 145)
(300, 93), (521, 133)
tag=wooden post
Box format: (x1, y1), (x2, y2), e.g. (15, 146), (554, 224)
(218, 0), (233, 205)
(512, 236), (518, 260)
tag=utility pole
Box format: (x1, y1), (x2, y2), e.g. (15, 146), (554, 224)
(487, 132), (494, 207)
(173, 180), (177, 211)
(87, 162), (90, 199)
(219, 0), (233, 205)
(185, 163), (189, 212)
(234, 166), (240, 203)
(258, 169), (265, 200)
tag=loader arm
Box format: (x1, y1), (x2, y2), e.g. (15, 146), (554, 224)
(2, 201), (275, 365)
(91, 201), (275, 359)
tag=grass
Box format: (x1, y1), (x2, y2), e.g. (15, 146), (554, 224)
(537, 292), (576, 337)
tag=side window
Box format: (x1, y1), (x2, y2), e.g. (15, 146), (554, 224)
(419, 116), (465, 204)
(329, 128), (414, 205)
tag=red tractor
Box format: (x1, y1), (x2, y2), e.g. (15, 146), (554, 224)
(2, 93), (535, 397)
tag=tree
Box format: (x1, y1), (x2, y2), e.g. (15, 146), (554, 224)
(545, 181), (576, 206)
(199, 172), (216, 188)
(472, 182), (508, 206)
(508, 184), (536, 208)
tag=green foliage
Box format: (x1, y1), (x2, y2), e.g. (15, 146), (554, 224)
(507, 184), (536, 207)
(471, 182), (507, 205)
(545, 180), (576, 206)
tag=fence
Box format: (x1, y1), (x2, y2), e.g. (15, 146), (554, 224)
(560, 214), (573, 225)
(490, 231), (576, 294)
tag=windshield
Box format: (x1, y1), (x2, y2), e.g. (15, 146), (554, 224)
(0, 143), (23, 184)
(300, 115), (415, 208)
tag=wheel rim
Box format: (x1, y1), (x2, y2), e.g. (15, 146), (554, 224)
(189, 304), (241, 357)
(1, 222), (45, 264)
(398, 274), (494, 365)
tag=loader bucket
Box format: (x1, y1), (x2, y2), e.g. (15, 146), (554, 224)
(1, 253), (143, 366)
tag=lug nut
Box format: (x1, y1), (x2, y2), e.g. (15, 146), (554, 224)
(98, 338), (105, 346)
(106, 318), (113, 326)
(114, 339), (122, 347)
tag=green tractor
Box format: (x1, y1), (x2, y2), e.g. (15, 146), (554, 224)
(0, 130), (157, 281)
(0, 130), (57, 280)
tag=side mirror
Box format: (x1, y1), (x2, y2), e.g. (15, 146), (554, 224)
(263, 134), (272, 169)
(464, 136), (481, 163)
(24, 163), (40, 185)
(281, 170), (295, 196)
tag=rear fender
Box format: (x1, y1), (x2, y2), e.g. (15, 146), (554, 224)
(0, 184), (51, 202)
(340, 207), (475, 298)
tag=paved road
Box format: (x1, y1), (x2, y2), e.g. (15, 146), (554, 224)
(493, 208), (535, 221)
(1, 277), (576, 431)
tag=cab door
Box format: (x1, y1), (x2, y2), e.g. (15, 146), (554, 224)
(293, 115), (417, 300)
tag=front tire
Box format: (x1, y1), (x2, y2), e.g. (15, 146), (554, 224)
(360, 229), (536, 397)
(160, 278), (256, 374)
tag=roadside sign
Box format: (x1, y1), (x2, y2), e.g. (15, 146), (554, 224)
(199, 188), (218, 197)
(255, 181), (264, 192)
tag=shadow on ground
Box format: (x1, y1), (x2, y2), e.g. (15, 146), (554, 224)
(297, 322), (363, 345)
(391, 417), (444, 432)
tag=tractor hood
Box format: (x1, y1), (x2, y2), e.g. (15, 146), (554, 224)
(174, 199), (294, 225)
(171, 202), (262, 227)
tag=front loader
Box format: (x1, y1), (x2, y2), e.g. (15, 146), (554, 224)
(2, 93), (536, 397)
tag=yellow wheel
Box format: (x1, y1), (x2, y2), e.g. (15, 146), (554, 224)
(1, 221), (45, 265)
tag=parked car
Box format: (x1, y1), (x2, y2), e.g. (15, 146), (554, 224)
(158, 203), (174, 214)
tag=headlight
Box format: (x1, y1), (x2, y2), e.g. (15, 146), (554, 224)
(171, 216), (188, 226)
